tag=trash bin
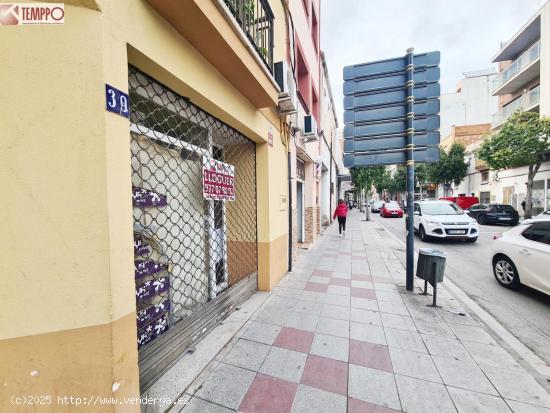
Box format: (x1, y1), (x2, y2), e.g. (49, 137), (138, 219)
(416, 248), (446, 307)
(416, 248), (446, 285)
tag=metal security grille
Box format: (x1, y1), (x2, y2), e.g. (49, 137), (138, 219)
(128, 66), (258, 361)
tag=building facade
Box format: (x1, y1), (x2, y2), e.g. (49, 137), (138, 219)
(440, 69), (499, 138)
(319, 52), (341, 228)
(285, 0), (323, 261)
(1, 0), (294, 410)
(435, 70), (498, 198)
(486, 0), (550, 215)
(442, 124), (492, 199)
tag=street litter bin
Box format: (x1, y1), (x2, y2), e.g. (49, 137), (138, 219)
(416, 248), (446, 307)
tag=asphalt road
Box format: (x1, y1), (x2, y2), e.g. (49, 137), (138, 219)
(370, 212), (550, 365)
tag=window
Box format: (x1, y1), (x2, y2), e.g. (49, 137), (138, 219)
(414, 203), (421, 214)
(522, 222), (550, 245)
(533, 180), (545, 215)
(421, 203), (464, 215)
(481, 170), (489, 183)
(480, 191), (490, 204)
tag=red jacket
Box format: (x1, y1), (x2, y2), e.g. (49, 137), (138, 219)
(333, 203), (348, 219)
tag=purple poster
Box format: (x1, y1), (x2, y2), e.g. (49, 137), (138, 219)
(135, 276), (169, 301)
(132, 186), (167, 207)
(135, 259), (168, 280)
(137, 299), (170, 328)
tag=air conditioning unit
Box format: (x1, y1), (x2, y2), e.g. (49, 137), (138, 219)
(303, 114), (317, 136)
(274, 61), (298, 115)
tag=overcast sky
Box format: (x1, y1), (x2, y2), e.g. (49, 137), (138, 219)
(321, 0), (544, 124)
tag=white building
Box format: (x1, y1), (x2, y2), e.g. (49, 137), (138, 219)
(483, 0), (550, 215)
(319, 52), (341, 227)
(440, 69), (499, 138)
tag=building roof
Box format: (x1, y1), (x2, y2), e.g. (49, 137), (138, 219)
(462, 68), (496, 78)
(491, 2), (547, 62)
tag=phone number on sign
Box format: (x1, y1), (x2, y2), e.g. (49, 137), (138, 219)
(10, 395), (190, 407)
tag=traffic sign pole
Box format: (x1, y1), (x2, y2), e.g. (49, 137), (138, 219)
(342, 49), (440, 290)
(405, 47), (415, 292)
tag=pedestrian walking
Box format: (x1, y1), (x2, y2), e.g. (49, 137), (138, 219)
(333, 199), (348, 237)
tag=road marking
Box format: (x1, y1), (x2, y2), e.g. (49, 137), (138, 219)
(372, 215), (550, 378)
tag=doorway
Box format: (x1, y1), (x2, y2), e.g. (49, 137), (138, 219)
(297, 181), (304, 243)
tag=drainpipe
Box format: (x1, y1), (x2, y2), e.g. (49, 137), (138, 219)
(288, 148), (293, 272)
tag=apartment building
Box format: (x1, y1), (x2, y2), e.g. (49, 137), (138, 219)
(484, 1), (550, 214)
(433, 69), (499, 198)
(440, 69), (498, 138)
(319, 52), (341, 227)
(284, 0), (323, 259)
(1, 0), (292, 410)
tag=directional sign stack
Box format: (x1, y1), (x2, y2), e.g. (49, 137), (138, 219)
(343, 52), (441, 167)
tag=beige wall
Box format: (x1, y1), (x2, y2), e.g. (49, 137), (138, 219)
(1, 0), (290, 409)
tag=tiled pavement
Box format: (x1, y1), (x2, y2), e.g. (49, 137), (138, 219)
(181, 211), (550, 413)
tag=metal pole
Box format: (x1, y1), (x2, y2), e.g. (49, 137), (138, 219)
(405, 47), (415, 291)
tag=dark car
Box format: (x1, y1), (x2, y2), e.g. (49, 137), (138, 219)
(467, 203), (519, 225)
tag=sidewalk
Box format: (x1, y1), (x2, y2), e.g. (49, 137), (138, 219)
(180, 210), (550, 413)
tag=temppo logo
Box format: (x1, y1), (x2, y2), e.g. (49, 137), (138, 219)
(0, 3), (64, 25)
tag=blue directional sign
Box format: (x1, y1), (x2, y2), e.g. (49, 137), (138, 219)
(343, 100), (440, 124)
(344, 131), (440, 153)
(344, 67), (440, 95)
(343, 51), (440, 80)
(344, 147), (440, 167)
(342, 51), (441, 169)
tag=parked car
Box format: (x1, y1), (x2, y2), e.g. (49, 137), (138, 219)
(533, 209), (550, 221)
(380, 201), (404, 218)
(491, 220), (550, 295)
(413, 200), (479, 242)
(440, 196), (479, 210)
(371, 200), (384, 212)
(467, 203), (519, 226)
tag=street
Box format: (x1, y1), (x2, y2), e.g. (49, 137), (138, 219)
(370, 211), (550, 365)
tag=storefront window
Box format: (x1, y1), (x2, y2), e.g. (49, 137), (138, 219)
(532, 180), (544, 215)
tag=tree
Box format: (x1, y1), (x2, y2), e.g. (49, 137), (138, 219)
(478, 111), (550, 218)
(428, 143), (469, 194)
(350, 166), (385, 200)
(387, 166), (407, 199)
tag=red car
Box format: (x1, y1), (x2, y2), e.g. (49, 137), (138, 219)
(439, 196), (479, 210)
(380, 201), (404, 218)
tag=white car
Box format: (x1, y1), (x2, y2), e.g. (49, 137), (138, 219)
(413, 200), (479, 242)
(533, 209), (550, 221)
(491, 220), (550, 295)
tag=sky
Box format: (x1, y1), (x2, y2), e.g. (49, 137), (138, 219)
(321, 0), (544, 125)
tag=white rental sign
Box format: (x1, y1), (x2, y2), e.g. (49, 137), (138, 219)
(202, 156), (236, 201)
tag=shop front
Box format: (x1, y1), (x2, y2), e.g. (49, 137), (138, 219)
(128, 68), (258, 390)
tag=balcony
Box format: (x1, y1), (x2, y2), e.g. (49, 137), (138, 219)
(147, 0), (278, 108)
(223, 0), (274, 73)
(491, 41), (540, 95)
(492, 85), (540, 128)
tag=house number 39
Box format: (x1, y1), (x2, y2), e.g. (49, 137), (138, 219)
(105, 84), (130, 118)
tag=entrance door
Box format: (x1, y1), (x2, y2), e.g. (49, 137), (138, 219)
(208, 146), (228, 298)
(297, 181), (304, 243)
(503, 186), (514, 206)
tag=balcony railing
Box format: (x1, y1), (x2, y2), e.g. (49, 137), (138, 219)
(492, 85), (540, 127)
(223, 0), (274, 73)
(491, 40), (540, 93)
